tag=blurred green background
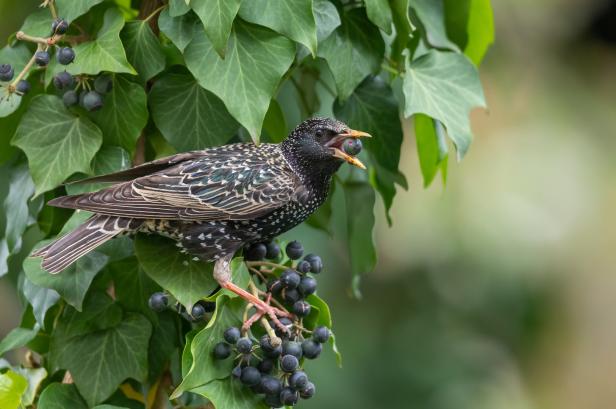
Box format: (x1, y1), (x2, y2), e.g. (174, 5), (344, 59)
(2, 1), (616, 408)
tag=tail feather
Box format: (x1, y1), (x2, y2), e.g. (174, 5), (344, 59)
(33, 214), (142, 273)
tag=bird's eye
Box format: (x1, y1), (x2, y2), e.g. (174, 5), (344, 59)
(315, 129), (324, 139)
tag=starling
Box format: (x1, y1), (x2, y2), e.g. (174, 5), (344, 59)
(32, 118), (370, 321)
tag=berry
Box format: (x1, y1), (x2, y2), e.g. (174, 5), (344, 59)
(94, 75), (113, 94)
(282, 288), (301, 304)
(289, 371), (309, 390)
(265, 241), (280, 259)
(280, 354), (299, 372)
(312, 326), (331, 343)
(267, 278), (282, 294)
(264, 393), (283, 408)
(57, 47), (75, 65)
(34, 51), (50, 66)
(15, 80), (30, 94)
(231, 365), (242, 378)
(81, 91), (103, 111)
(52, 18), (69, 34)
(213, 342), (231, 359)
(260, 375), (282, 396)
(259, 335), (281, 354)
(280, 387), (299, 406)
(240, 366), (261, 387)
(223, 326), (241, 344)
(148, 292), (168, 312)
(342, 138), (362, 156)
(280, 269), (300, 289)
(201, 301), (216, 312)
(282, 341), (303, 359)
(293, 300), (311, 317)
(273, 317), (293, 337)
(296, 260), (311, 274)
(245, 242), (267, 261)
(298, 276), (317, 296)
(299, 382), (315, 399)
(301, 339), (322, 359)
(191, 303), (206, 320)
(0, 64), (14, 81)
(236, 337), (253, 354)
(303, 254), (323, 274)
(63, 90), (78, 106)
(257, 358), (275, 374)
(285, 241), (303, 260)
(53, 71), (74, 90)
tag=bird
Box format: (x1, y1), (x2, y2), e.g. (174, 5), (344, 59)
(31, 117), (370, 323)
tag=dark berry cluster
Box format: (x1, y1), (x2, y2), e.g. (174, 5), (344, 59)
(213, 324), (330, 407)
(56, 72), (112, 111)
(148, 291), (215, 322)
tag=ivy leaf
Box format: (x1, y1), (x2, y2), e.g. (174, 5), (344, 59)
(12, 95), (103, 196)
(169, 0), (191, 17)
(318, 8), (385, 101)
(343, 181), (376, 298)
(0, 370), (28, 409)
(19, 8), (52, 38)
(12, 367), (47, 407)
(334, 76), (406, 223)
(56, 0), (105, 22)
(410, 0), (460, 51)
(191, 378), (269, 409)
(185, 20), (295, 142)
(121, 21), (166, 81)
(50, 313), (151, 406)
(0, 89), (22, 118)
(0, 327), (39, 356)
(147, 311), (179, 381)
(158, 8), (198, 52)
(415, 113), (448, 186)
(190, 0), (242, 57)
(365, 0), (393, 34)
(45, 8), (136, 86)
(37, 383), (87, 409)
(305, 294), (342, 366)
(444, 0), (494, 65)
(24, 240), (108, 311)
(239, 0), (318, 56)
(22, 277), (61, 329)
(402, 50), (486, 158)
(109, 257), (160, 322)
(149, 71), (238, 151)
(92, 75), (148, 153)
(65, 145), (132, 195)
(0, 44), (32, 79)
(313, 0), (341, 42)
(172, 296), (246, 396)
(135, 235), (219, 309)
(390, 0), (414, 66)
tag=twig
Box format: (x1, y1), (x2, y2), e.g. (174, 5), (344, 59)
(8, 45), (42, 92)
(246, 261), (292, 271)
(15, 31), (48, 45)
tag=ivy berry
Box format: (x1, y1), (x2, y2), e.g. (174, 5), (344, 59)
(213, 342), (232, 359)
(0, 64), (14, 81)
(57, 47), (75, 65)
(342, 138), (362, 156)
(280, 354), (299, 372)
(148, 292), (168, 312)
(52, 71), (74, 90)
(51, 18), (69, 34)
(62, 90), (78, 106)
(15, 80), (30, 95)
(245, 242), (267, 261)
(94, 75), (113, 94)
(81, 91), (103, 111)
(34, 51), (50, 66)
(312, 326), (331, 343)
(223, 326), (241, 344)
(236, 337), (253, 354)
(285, 241), (304, 260)
(303, 254), (322, 274)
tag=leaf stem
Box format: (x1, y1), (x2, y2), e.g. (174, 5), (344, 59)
(15, 31), (49, 45)
(381, 63), (401, 76)
(246, 261), (292, 271)
(143, 4), (167, 23)
(8, 44), (43, 92)
(41, 0), (58, 20)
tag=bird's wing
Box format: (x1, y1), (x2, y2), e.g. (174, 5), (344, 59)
(49, 144), (301, 220)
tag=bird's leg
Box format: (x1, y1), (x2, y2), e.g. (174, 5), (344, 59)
(213, 255), (292, 330)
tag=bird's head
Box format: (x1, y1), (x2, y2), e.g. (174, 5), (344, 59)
(281, 118), (371, 180)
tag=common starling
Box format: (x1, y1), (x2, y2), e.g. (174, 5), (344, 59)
(32, 118), (370, 321)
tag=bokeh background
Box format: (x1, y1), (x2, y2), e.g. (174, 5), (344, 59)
(1, 1), (616, 408)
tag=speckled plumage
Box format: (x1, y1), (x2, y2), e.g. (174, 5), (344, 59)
(34, 118), (354, 273)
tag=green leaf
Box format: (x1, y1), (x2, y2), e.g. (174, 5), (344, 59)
(0, 88), (22, 118)
(109, 257), (160, 321)
(0, 370), (28, 409)
(45, 8), (136, 85)
(444, 0), (494, 65)
(402, 50), (486, 158)
(318, 8), (385, 101)
(2, 163), (36, 257)
(135, 235), (218, 309)
(313, 0), (341, 42)
(414, 113), (448, 186)
(158, 7), (198, 52)
(262, 99), (287, 142)
(0, 44), (32, 80)
(56, 0), (105, 22)
(121, 21), (166, 81)
(0, 327), (39, 356)
(38, 383), (87, 409)
(50, 313), (151, 406)
(169, 0), (191, 17)
(147, 311), (179, 381)
(343, 181), (376, 297)
(191, 378), (269, 409)
(190, 0), (242, 57)
(172, 296), (246, 396)
(94, 405), (132, 409)
(22, 277), (61, 329)
(410, 0), (459, 51)
(11, 95), (103, 196)
(390, 0), (415, 66)
(65, 145), (132, 195)
(24, 241), (108, 311)
(185, 20), (295, 142)
(149, 71), (238, 151)
(365, 0), (393, 34)
(305, 294), (342, 366)
(19, 8), (52, 38)
(334, 76), (405, 222)
(13, 367), (47, 407)
(92, 75), (148, 153)
(239, 0), (317, 56)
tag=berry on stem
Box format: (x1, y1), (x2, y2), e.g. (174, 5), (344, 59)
(81, 91), (103, 111)
(63, 90), (78, 106)
(301, 339), (322, 359)
(53, 71), (74, 90)
(264, 393), (283, 408)
(293, 300), (311, 317)
(213, 342), (231, 359)
(296, 260), (311, 274)
(342, 138), (362, 156)
(57, 47), (75, 65)
(280, 354), (299, 372)
(282, 341), (303, 359)
(298, 276), (317, 296)
(260, 375), (282, 396)
(148, 292), (168, 312)
(224, 327), (241, 344)
(303, 254), (323, 274)
(282, 288), (301, 304)
(34, 51), (50, 66)
(236, 337), (253, 354)
(280, 387), (299, 405)
(94, 75), (113, 94)
(15, 80), (30, 94)
(285, 240), (303, 260)
(289, 371), (309, 390)
(257, 358), (275, 374)
(265, 241), (280, 259)
(191, 303), (206, 320)
(300, 382), (315, 399)
(245, 242), (267, 261)
(312, 326), (330, 343)
(280, 269), (300, 289)
(52, 18), (69, 34)
(240, 366), (261, 387)
(0, 64), (14, 81)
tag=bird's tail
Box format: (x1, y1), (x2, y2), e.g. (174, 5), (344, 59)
(32, 214), (142, 273)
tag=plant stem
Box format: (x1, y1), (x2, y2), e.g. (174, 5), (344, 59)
(15, 31), (48, 45)
(246, 261), (292, 271)
(144, 4), (167, 23)
(8, 44), (42, 92)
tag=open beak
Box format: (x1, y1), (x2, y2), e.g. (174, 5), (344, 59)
(326, 128), (371, 169)
(338, 129), (372, 139)
(331, 148), (366, 169)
